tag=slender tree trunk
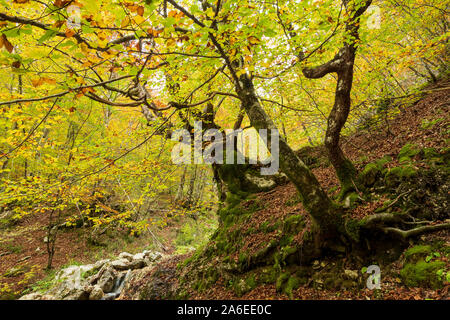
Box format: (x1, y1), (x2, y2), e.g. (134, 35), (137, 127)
(175, 165), (187, 203)
(46, 208), (61, 270)
(185, 165), (197, 207)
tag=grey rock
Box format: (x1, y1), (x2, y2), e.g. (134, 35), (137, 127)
(111, 259), (131, 270)
(146, 252), (163, 262)
(118, 252), (134, 261)
(47, 264), (96, 300)
(19, 293), (56, 300)
(344, 269), (359, 280)
(111, 258), (145, 271)
(133, 252), (145, 261)
(93, 259), (111, 270)
(97, 266), (117, 293)
(89, 286), (104, 300)
(19, 293), (44, 300)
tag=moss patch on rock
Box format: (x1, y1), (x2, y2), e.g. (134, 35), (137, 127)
(400, 260), (446, 289)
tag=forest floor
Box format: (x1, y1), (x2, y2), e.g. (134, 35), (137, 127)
(1, 78), (449, 300)
(121, 78), (450, 300)
(0, 203), (215, 298)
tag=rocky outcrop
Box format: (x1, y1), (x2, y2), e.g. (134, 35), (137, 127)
(19, 250), (164, 300)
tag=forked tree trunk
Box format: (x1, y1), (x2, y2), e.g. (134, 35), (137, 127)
(303, 0), (373, 198)
(236, 74), (344, 236)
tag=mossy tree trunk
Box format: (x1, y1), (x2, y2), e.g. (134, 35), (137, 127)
(302, 0), (372, 198)
(235, 74), (344, 237)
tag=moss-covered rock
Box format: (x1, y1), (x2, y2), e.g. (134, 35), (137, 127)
(398, 143), (420, 164)
(421, 147), (440, 160)
(384, 165), (417, 187)
(404, 245), (433, 263)
(359, 156), (392, 187)
(400, 260), (446, 289)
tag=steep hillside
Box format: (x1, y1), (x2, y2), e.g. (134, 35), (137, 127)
(120, 79), (450, 300)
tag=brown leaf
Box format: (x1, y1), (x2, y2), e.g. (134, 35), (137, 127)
(53, 0), (71, 7)
(1, 34), (14, 53)
(53, 20), (65, 28)
(11, 60), (21, 69)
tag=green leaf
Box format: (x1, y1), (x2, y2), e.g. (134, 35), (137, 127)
(2, 28), (21, 38)
(38, 29), (58, 44)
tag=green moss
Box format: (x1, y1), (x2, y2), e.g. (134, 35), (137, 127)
(283, 214), (305, 234)
(343, 192), (361, 209)
(405, 245), (432, 262)
(385, 165), (418, 187)
(246, 199), (265, 214)
(400, 260), (446, 289)
(275, 272), (290, 292)
(344, 219), (361, 242)
(279, 235), (293, 247)
(259, 267), (278, 284)
(81, 268), (98, 280)
(360, 162), (381, 186)
(335, 159), (358, 199)
(398, 143), (420, 163)
(238, 252), (246, 264)
(232, 275), (257, 297)
(260, 221), (281, 233)
(225, 192), (245, 208)
(284, 276), (301, 298)
(30, 269), (58, 292)
(359, 155), (393, 187)
(420, 118), (443, 130)
(245, 274), (257, 290)
(422, 148), (439, 159)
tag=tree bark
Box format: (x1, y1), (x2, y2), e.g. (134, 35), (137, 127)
(235, 74), (343, 235)
(302, 0), (372, 197)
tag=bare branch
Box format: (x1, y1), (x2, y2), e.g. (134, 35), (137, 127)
(0, 75), (133, 107)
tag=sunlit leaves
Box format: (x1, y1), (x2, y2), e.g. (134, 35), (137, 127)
(0, 0), (446, 241)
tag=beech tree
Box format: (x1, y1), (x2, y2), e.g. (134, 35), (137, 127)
(0, 0), (449, 283)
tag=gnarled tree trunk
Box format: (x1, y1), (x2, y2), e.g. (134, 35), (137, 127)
(303, 0), (373, 198)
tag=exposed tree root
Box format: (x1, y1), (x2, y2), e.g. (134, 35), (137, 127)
(382, 222), (450, 240)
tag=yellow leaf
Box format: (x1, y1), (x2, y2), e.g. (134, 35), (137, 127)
(121, 16), (131, 28)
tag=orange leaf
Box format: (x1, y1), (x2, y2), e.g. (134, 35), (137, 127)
(65, 29), (76, 38)
(96, 203), (119, 214)
(137, 6), (144, 16)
